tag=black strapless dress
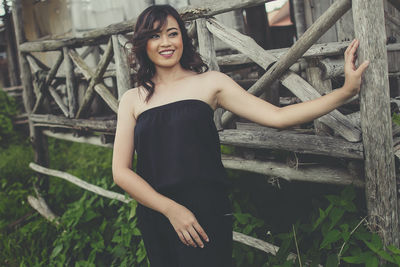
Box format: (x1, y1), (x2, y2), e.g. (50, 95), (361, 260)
(133, 99), (233, 267)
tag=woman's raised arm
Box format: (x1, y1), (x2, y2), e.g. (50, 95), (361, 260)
(215, 39), (369, 129)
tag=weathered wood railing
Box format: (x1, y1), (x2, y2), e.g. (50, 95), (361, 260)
(12, 0), (400, 251)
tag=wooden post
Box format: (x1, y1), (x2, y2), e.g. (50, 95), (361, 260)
(3, 0), (19, 86)
(292, 0), (307, 38)
(353, 0), (400, 246)
(112, 35), (131, 100)
(305, 59), (333, 135)
(196, 18), (224, 130)
(12, 0), (49, 195)
(63, 47), (77, 118)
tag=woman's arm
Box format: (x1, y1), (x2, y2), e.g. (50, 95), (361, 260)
(112, 90), (209, 248)
(215, 39), (369, 129)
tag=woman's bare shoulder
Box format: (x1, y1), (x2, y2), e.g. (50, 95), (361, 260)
(119, 87), (145, 119)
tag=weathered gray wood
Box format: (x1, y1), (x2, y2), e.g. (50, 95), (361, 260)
(80, 46), (95, 60)
(318, 57), (344, 79)
(216, 42), (400, 67)
(29, 114), (116, 132)
(312, 0), (338, 43)
(48, 86), (69, 117)
(42, 130), (113, 148)
(335, 0), (354, 42)
(69, 49), (118, 114)
(221, 154), (364, 187)
(353, 0), (400, 247)
(76, 38), (114, 118)
(26, 53), (50, 72)
(207, 18), (361, 142)
(196, 18), (224, 130)
(18, 0), (271, 52)
(219, 129), (363, 159)
(112, 35), (131, 100)
(3, 4), (20, 86)
(29, 162), (130, 203)
(27, 194), (59, 225)
(292, 0), (307, 38)
(63, 47), (77, 118)
(305, 60), (333, 135)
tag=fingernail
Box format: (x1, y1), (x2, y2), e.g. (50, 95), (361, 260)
(206, 237), (209, 242)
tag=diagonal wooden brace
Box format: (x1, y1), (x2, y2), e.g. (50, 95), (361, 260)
(73, 38), (115, 118)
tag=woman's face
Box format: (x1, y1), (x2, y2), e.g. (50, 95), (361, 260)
(146, 15), (183, 68)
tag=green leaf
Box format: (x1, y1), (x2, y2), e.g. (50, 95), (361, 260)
(234, 213), (249, 224)
(326, 254), (338, 267)
(50, 244), (63, 259)
(365, 254), (379, 267)
(328, 207), (345, 230)
(387, 245), (400, 255)
(342, 252), (370, 263)
(320, 230), (341, 249)
(363, 240), (394, 263)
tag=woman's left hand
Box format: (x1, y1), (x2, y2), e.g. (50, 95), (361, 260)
(343, 39), (369, 96)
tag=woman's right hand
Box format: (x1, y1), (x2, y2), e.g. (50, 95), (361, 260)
(163, 202), (209, 248)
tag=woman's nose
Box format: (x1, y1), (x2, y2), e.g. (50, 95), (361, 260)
(160, 34), (171, 46)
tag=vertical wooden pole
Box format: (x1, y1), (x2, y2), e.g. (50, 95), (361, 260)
(63, 47), (77, 118)
(4, 0), (19, 86)
(196, 18), (224, 130)
(353, 0), (400, 246)
(111, 35), (131, 100)
(12, 0), (49, 195)
(292, 0), (307, 38)
(305, 59), (333, 135)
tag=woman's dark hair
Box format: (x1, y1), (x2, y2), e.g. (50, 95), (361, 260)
(130, 4), (209, 103)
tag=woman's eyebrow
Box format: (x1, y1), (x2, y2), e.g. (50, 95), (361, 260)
(167, 27), (178, 32)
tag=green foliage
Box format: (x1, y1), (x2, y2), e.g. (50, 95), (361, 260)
(393, 113), (400, 127)
(266, 186), (400, 266)
(0, 90), (19, 146)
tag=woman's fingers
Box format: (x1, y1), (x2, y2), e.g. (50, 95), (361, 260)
(192, 222), (209, 243)
(188, 226), (205, 248)
(356, 60), (370, 76)
(182, 230), (197, 247)
(177, 231), (189, 246)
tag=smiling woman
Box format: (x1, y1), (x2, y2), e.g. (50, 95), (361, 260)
(111, 3), (369, 267)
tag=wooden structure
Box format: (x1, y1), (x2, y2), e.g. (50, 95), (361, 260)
(10, 0), (400, 256)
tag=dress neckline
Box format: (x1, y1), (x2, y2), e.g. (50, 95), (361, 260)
(135, 99), (215, 121)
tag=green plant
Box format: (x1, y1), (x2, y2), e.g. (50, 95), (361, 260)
(267, 186), (400, 266)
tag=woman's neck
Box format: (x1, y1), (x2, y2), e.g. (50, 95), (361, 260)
(152, 63), (191, 85)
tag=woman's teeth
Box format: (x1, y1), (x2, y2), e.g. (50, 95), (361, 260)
(160, 51), (174, 55)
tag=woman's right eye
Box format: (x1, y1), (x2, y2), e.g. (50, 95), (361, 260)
(150, 34), (159, 39)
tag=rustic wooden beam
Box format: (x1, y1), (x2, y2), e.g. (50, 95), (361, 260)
(207, 18), (361, 142)
(353, 0), (400, 247)
(112, 35), (131, 100)
(76, 38), (114, 118)
(27, 194), (60, 225)
(80, 46), (95, 60)
(305, 60), (333, 135)
(29, 114), (116, 132)
(221, 154), (364, 187)
(43, 130), (113, 148)
(63, 47), (77, 118)
(48, 86), (69, 117)
(196, 18), (224, 131)
(26, 53), (50, 72)
(69, 49), (118, 114)
(29, 162), (130, 203)
(216, 42), (400, 67)
(219, 129), (363, 159)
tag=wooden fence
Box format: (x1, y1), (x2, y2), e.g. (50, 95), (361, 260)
(10, 0), (400, 254)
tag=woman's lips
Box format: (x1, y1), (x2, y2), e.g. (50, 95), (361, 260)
(159, 50), (174, 58)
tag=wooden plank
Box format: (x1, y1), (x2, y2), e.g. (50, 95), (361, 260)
(219, 129), (363, 159)
(353, 0), (400, 246)
(221, 154), (364, 187)
(207, 17), (361, 142)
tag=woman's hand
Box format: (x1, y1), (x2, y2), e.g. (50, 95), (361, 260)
(342, 39), (370, 97)
(163, 202), (209, 248)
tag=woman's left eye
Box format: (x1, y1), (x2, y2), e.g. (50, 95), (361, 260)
(169, 32), (178, 37)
